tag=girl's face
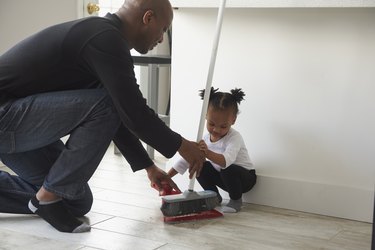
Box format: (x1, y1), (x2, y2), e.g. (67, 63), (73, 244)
(206, 106), (236, 142)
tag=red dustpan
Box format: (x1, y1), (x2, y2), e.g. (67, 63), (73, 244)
(160, 185), (223, 224)
(163, 209), (223, 224)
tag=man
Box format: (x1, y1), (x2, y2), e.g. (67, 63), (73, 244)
(0, 0), (205, 233)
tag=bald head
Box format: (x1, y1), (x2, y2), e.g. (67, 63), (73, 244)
(116, 0), (173, 54)
(123, 0), (173, 17)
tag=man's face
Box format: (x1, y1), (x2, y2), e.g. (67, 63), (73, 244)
(134, 8), (173, 54)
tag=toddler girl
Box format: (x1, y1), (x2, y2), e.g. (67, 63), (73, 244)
(168, 87), (256, 213)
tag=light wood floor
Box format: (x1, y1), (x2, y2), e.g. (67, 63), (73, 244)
(0, 144), (372, 250)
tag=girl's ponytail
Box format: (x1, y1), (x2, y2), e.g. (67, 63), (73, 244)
(199, 87), (219, 100)
(230, 88), (245, 104)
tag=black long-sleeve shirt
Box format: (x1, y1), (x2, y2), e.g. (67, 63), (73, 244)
(0, 13), (182, 171)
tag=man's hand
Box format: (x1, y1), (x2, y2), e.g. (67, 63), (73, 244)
(146, 164), (180, 195)
(178, 138), (206, 179)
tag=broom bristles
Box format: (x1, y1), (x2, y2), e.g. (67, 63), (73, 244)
(161, 190), (219, 217)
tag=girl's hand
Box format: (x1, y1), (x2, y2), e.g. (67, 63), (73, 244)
(198, 140), (208, 155)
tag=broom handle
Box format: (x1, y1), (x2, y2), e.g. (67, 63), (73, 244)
(189, 0), (226, 191)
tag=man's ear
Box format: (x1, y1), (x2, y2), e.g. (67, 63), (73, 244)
(142, 10), (154, 24)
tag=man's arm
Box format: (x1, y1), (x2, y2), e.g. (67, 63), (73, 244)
(113, 124), (153, 172)
(82, 29), (205, 177)
(113, 125), (180, 192)
(82, 30), (182, 159)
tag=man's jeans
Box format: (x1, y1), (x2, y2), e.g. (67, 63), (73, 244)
(0, 89), (121, 215)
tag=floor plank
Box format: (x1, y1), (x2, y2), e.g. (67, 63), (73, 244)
(0, 144), (372, 250)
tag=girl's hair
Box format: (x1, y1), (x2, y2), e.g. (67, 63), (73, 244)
(199, 87), (245, 115)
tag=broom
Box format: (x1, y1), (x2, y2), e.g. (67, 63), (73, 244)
(160, 0), (227, 217)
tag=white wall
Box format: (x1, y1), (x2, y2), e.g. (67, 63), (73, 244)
(0, 0), (79, 54)
(169, 7), (375, 222)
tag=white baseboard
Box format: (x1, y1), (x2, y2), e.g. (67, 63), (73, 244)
(239, 175), (374, 223)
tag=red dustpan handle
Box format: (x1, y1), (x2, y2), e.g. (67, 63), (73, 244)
(159, 184), (181, 196)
